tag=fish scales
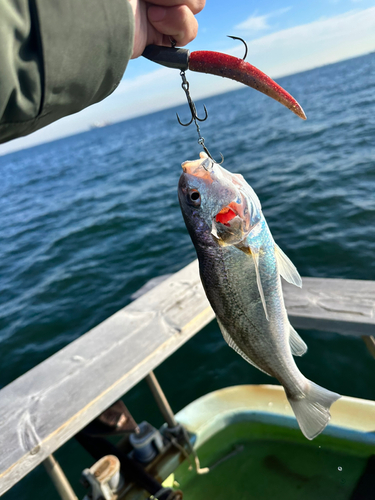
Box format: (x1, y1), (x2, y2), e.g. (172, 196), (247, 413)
(199, 221), (303, 389)
(178, 152), (340, 440)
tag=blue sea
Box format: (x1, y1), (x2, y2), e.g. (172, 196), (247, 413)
(1, 53), (375, 499)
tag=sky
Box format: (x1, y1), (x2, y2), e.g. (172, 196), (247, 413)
(1, 0), (375, 155)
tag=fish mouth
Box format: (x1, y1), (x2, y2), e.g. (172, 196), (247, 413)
(215, 204), (238, 226)
(181, 152), (213, 180)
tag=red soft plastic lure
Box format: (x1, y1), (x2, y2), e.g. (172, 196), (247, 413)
(142, 45), (306, 120)
(189, 51), (306, 120)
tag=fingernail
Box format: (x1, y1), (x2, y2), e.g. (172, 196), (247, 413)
(148, 6), (167, 22)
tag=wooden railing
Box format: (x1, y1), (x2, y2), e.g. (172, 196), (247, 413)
(0, 259), (374, 495)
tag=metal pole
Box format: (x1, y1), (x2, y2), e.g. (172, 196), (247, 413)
(145, 371), (178, 428)
(43, 454), (78, 500)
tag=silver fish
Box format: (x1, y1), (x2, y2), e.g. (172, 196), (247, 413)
(178, 152), (340, 440)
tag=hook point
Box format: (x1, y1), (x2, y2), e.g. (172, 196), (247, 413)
(196, 104), (208, 123)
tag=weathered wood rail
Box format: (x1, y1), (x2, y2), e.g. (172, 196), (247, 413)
(283, 277), (375, 336)
(0, 259), (374, 494)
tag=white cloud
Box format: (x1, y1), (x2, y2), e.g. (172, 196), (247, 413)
(114, 67), (172, 94)
(235, 7), (291, 32)
(242, 8), (375, 78)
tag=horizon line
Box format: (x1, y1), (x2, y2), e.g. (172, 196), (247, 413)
(0, 50), (373, 159)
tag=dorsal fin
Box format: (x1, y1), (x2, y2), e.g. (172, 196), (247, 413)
(275, 244), (302, 288)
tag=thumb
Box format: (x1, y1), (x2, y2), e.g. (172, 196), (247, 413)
(148, 4), (198, 46)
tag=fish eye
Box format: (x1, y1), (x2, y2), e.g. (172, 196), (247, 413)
(188, 190), (201, 207)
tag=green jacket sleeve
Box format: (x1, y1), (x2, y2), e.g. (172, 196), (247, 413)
(0, 0), (134, 144)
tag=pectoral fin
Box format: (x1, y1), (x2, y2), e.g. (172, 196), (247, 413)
(217, 318), (272, 376)
(289, 324), (308, 356)
(251, 248), (269, 321)
(275, 244), (302, 288)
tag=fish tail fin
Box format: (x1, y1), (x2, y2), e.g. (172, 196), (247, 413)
(287, 381), (341, 440)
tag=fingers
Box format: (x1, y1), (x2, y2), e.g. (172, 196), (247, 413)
(148, 4), (198, 47)
(148, 0), (205, 16)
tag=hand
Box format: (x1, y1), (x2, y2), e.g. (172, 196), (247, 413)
(128, 0), (205, 59)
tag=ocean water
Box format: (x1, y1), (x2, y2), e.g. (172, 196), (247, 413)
(1, 53), (374, 499)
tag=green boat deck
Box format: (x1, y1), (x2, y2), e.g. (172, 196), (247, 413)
(167, 385), (375, 500)
(175, 421), (374, 499)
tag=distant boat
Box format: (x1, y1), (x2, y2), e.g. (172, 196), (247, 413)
(90, 120), (111, 129)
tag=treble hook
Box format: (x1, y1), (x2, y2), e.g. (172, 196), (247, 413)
(227, 35), (248, 61)
(176, 71), (223, 164)
(176, 72), (208, 126)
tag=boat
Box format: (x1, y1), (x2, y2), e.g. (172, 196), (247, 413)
(0, 260), (374, 499)
(90, 121), (112, 130)
(122, 385), (375, 500)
